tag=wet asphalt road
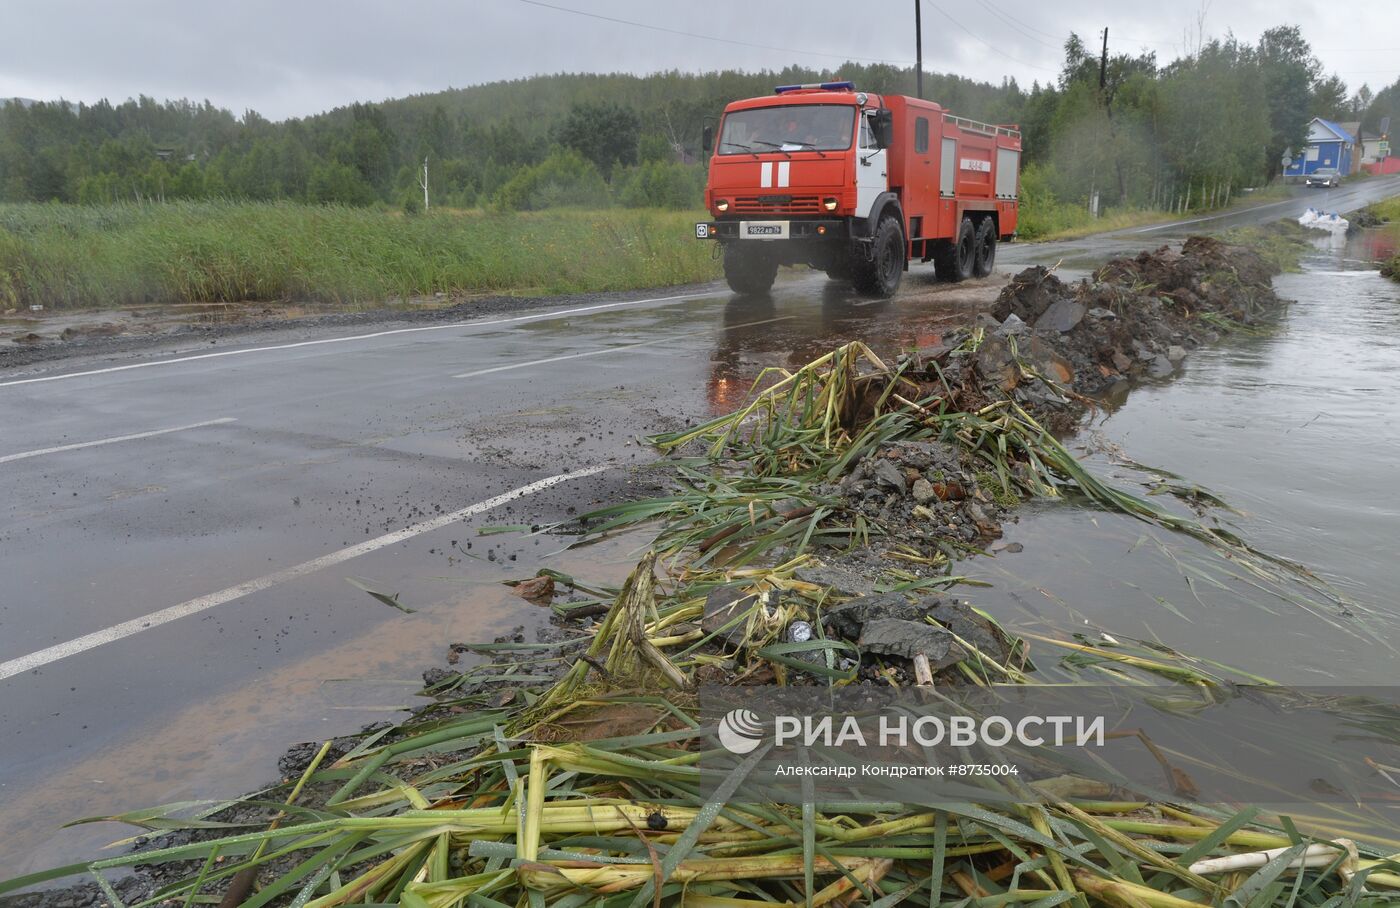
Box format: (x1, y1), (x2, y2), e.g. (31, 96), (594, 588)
(2, 175), (1398, 872)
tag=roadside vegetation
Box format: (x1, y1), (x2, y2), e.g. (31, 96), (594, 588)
(1019, 171), (1296, 241)
(0, 202), (719, 309)
(1368, 197), (1400, 281)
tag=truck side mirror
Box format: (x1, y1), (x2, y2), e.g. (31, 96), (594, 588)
(873, 110), (894, 149)
(702, 125), (713, 154)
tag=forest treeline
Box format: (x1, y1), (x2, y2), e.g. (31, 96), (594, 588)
(1, 26), (1394, 216)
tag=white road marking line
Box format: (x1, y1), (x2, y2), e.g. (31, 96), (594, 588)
(0, 464), (609, 681)
(0, 292), (716, 390)
(1124, 199), (1302, 234)
(454, 337), (678, 378)
(0, 417), (237, 465)
(451, 314), (795, 379)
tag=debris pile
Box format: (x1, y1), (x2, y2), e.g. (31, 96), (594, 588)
(830, 441), (1006, 544)
(961, 235), (1286, 404)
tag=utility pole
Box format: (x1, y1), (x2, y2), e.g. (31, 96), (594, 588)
(417, 156), (430, 211)
(1099, 28), (1109, 92)
(914, 1), (924, 99)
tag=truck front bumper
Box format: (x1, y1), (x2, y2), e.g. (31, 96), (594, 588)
(695, 218), (848, 241)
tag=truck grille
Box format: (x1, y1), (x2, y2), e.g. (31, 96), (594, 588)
(731, 195), (824, 214)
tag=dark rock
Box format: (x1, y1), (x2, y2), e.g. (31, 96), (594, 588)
(996, 312), (1029, 336)
(917, 343), (952, 364)
(702, 587), (759, 645)
(974, 335), (1018, 391)
(1034, 298), (1087, 333)
(858, 618), (966, 667)
(964, 501), (1001, 538)
(871, 458), (907, 493)
(1026, 336), (1074, 384)
(822, 592), (940, 639)
(422, 667), (458, 687)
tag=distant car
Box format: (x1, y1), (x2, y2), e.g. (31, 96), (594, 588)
(1306, 168), (1341, 188)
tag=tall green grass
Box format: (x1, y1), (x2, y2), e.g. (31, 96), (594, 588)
(0, 201), (721, 310)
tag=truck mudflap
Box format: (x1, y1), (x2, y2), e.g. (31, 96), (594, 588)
(695, 219), (847, 241)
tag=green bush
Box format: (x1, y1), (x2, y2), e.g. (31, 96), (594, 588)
(306, 162), (377, 206)
(492, 150), (609, 211)
(617, 161), (703, 210)
(1016, 162), (1090, 239)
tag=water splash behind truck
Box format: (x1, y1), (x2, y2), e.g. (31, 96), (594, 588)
(695, 81), (1021, 296)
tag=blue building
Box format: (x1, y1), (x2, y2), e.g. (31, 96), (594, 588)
(1283, 118), (1356, 178)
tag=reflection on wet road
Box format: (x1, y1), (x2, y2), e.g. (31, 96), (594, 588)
(706, 276), (995, 413)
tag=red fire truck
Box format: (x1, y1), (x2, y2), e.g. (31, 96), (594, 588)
(695, 81), (1021, 296)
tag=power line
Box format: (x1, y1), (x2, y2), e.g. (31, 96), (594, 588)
(970, 0), (1065, 51)
(920, 0), (1059, 73)
(512, 0), (916, 67)
(976, 0), (1182, 52)
(973, 0), (1064, 41)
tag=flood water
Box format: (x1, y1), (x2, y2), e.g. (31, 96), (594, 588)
(965, 229), (1400, 684)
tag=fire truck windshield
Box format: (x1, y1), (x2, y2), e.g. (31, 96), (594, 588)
(717, 104), (855, 155)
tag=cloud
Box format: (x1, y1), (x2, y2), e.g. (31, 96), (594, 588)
(4, 0), (1394, 119)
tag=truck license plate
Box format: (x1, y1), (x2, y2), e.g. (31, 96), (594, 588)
(740, 220), (789, 240)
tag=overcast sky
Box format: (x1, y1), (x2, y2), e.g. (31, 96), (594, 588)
(2, 0), (1396, 120)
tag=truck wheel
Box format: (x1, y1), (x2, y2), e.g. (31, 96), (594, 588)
(722, 246), (778, 295)
(933, 217), (976, 283)
(972, 218), (997, 278)
(852, 215), (904, 296)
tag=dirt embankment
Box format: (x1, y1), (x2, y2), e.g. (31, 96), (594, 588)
(986, 235), (1283, 396)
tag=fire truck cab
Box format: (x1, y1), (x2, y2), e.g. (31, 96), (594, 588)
(696, 82), (1021, 296)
